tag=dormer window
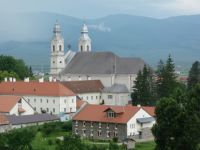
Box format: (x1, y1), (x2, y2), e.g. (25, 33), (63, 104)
(107, 111), (115, 118)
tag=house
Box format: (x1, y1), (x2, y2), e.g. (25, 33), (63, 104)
(6, 114), (59, 129)
(0, 80), (76, 115)
(50, 22), (145, 91)
(0, 95), (34, 116)
(102, 84), (130, 106)
(72, 104), (155, 141)
(0, 114), (10, 133)
(61, 80), (104, 104)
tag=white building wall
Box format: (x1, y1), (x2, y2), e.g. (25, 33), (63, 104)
(102, 93), (130, 106)
(126, 108), (152, 136)
(24, 95), (76, 115)
(78, 93), (101, 104)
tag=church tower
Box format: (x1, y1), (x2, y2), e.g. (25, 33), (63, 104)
(78, 24), (92, 52)
(50, 21), (65, 76)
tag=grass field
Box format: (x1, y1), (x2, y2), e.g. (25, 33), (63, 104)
(135, 141), (156, 150)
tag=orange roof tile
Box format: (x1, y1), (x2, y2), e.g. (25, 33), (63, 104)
(73, 104), (143, 124)
(142, 106), (155, 116)
(0, 114), (9, 125)
(0, 95), (21, 113)
(0, 81), (75, 97)
(76, 100), (87, 109)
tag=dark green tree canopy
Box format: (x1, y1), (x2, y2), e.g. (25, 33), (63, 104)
(187, 61), (200, 89)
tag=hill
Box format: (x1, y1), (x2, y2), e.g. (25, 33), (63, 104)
(0, 12), (200, 72)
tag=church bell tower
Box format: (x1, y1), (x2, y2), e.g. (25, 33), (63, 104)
(50, 21), (65, 76)
(78, 24), (92, 52)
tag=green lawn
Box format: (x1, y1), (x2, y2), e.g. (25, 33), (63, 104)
(135, 141), (156, 150)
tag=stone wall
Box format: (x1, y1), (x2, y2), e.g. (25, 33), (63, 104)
(72, 120), (127, 141)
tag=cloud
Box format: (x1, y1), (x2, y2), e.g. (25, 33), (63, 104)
(88, 23), (111, 32)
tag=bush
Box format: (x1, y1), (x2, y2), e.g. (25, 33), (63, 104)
(48, 139), (53, 145)
(113, 137), (118, 143)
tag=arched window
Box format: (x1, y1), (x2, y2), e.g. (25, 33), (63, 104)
(87, 45), (89, 51)
(60, 61), (62, 63)
(80, 45), (83, 52)
(59, 45), (62, 51)
(53, 45), (55, 52)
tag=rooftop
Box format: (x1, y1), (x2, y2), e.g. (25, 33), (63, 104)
(0, 81), (75, 97)
(61, 80), (104, 94)
(103, 83), (129, 93)
(0, 95), (21, 113)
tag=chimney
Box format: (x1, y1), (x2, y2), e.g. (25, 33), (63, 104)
(9, 77), (13, 82)
(24, 77), (29, 82)
(39, 77), (44, 83)
(49, 76), (53, 82)
(137, 104), (141, 108)
(13, 78), (16, 82)
(4, 77), (8, 82)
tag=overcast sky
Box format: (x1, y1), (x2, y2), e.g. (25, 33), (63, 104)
(1, 0), (200, 18)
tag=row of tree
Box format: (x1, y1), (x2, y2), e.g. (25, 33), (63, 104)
(132, 55), (200, 105)
(0, 55), (33, 81)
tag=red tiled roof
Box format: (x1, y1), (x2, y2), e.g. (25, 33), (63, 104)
(61, 80), (104, 94)
(0, 95), (21, 113)
(142, 106), (155, 116)
(73, 105), (143, 124)
(0, 114), (9, 125)
(76, 100), (87, 109)
(0, 81), (75, 97)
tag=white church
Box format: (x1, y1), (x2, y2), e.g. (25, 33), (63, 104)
(50, 21), (145, 91)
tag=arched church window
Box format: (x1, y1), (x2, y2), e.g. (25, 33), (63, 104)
(53, 45), (55, 52)
(60, 61), (62, 63)
(87, 45), (89, 51)
(80, 45), (83, 52)
(59, 45), (62, 51)
(53, 61), (55, 64)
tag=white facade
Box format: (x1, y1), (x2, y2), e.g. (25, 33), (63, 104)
(102, 93), (130, 106)
(24, 95), (76, 115)
(50, 21), (65, 76)
(61, 74), (137, 91)
(7, 98), (34, 116)
(78, 93), (101, 104)
(126, 108), (155, 137)
(78, 24), (92, 52)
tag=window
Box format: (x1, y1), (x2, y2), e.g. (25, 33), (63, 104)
(99, 122), (101, 128)
(83, 121), (86, 127)
(108, 95), (113, 99)
(75, 129), (78, 135)
(64, 99), (66, 103)
(53, 61), (55, 64)
(53, 45), (55, 52)
(107, 111), (115, 118)
(83, 129), (86, 136)
(47, 99), (48, 103)
(75, 121), (78, 126)
(34, 107), (36, 111)
(90, 130), (93, 137)
(87, 45), (89, 51)
(107, 123), (109, 129)
(91, 96), (93, 100)
(98, 130), (101, 137)
(47, 108), (49, 112)
(53, 100), (55, 104)
(80, 45), (83, 51)
(59, 45), (62, 51)
(72, 99), (74, 103)
(115, 124), (118, 129)
(86, 96), (88, 100)
(34, 99), (36, 103)
(114, 132), (118, 137)
(107, 131), (110, 138)
(53, 108), (55, 113)
(60, 61), (62, 63)
(70, 108), (72, 112)
(91, 122), (93, 127)
(40, 99), (42, 103)
(64, 108), (66, 112)
(100, 96), (101, 99)
(96, 96), (98, 99)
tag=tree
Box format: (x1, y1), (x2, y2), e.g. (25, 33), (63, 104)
(132, 65), (156, 105)
(0, 55), (33, 80)
(156, 55), (177, 98)
(152, 85), (200, 150)
(0, 71), (19, 81)
(187, 61), (200, 89)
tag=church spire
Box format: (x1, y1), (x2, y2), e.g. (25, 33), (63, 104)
(78, 23), (92, 52)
